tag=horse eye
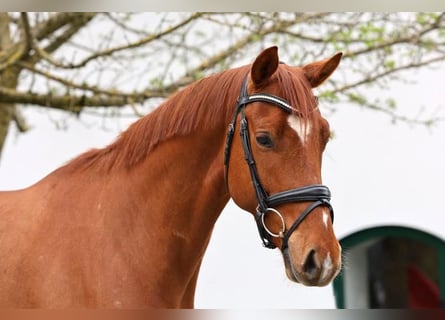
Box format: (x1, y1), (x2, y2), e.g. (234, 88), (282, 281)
(255, 133), (274, 148)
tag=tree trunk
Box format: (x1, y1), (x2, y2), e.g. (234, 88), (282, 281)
(0, 13), (20, 160)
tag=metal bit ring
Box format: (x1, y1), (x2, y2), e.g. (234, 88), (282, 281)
(261, 207), (286, 238)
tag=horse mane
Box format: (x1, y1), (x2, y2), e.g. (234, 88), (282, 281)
(62, 63), (316, 173)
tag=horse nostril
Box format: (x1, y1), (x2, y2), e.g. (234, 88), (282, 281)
(303, 249), (319, 276)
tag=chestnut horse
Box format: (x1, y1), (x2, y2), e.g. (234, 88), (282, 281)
(0, 46), (342, 308)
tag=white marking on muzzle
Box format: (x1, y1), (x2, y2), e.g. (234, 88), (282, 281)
(320, 253), (333, 283)
(323, 211), (330, 229)
(288, 114), (312, 144)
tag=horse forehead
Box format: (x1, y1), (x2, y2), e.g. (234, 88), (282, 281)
(287, 114), (313, 143)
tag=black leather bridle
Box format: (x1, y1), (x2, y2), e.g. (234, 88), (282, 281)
(224, 75), (334, 250)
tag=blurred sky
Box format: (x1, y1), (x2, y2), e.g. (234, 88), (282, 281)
(0, 45), (444, 308)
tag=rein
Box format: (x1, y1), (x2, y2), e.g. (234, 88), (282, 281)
(224, 75), (334, 250)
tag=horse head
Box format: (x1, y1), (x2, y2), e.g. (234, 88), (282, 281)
(226, 46), (342, 286)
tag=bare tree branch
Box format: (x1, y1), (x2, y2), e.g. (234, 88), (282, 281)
(34, 12), (94, 41)
(0, 86), (141, 111)
(36, 12), (203, 69)
(0, 11), (444, 158)
(17, 61), (173, 99)
(329, 54), (445, 95)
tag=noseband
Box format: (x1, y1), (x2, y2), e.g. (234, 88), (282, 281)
(224, 75), (334, 250)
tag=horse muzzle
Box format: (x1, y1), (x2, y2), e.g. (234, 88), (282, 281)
(282, 236), (342, 287)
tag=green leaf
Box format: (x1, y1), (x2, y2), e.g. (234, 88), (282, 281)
(251, 33), (261, 42)
(318, 91), (339, 103)
(347, 93), (367, 105)
(385, 98), (397, 109)
(384, 60), (396, 70)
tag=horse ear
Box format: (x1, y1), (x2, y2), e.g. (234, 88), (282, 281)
(302, 52), (343, 88)
(251, 46), (279, 85)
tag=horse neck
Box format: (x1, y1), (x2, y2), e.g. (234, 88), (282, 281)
(116, 68), (245, 243)
(130, 125), (230, 236)
(47, 69), (243, 306)
(120, 125), (228, 306)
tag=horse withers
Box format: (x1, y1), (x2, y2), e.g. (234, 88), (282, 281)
(0, 46), (342, 308)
